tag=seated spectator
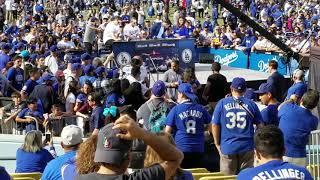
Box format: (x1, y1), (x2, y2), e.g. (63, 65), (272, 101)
(42, 125), (83, 180)
(76, 115), (183, 180)
(16, 98), (44, 133)
(144, 132), (193, 180)
(16, 130), (54, 173)
(61, 135), (99, 180)
(238, 125), (312, 179)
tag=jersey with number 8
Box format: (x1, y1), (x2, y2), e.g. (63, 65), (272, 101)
(166, 102), (211, 153)
(212, 96), (262, 155)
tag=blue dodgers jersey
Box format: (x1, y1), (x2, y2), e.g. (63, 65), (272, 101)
(278, 103), (318, 158)
(238, 160), (313, 180)
(212, 97), (262, 155)
(166, 102), (211, 153)
(286, 82), (308, 100)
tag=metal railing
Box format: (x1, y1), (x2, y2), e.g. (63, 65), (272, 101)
(307, 130), (320, 179)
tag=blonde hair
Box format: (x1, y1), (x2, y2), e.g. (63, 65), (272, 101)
(21, 130), (43, 153)
(76, 135), (100, 174)
(144, 132), (175, 167)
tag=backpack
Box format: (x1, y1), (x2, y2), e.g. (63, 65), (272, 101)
(148, 5), (155, 17)
(147, 101), (168, 133)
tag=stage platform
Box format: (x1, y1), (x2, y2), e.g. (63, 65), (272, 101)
(150, 63), (290, 89)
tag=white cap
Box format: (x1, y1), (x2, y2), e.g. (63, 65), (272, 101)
(61, 125), (83, 146)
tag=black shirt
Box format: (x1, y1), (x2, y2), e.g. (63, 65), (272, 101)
(76, 164), (165, 180)
(267, 71), (285, 102)
(203, 73), (228, 102)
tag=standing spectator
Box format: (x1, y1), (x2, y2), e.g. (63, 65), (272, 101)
(29, 73), (56, 113)
(279, 89), (319, 167)
(267, 60), (285, 102)
(123, 17), (141, 40)
(16, 130), (54, 173)
(83, 17), (101, 54)
(45, 45), (60, 75)
(79, 65), (96, 87)
(0, 43), (11, 72)
(254, 83), (280, 126)
(165, 83), (211, 168)
(76, 116), (183, 180)
(65, 80), (79, 125)
(137, 80), (173, 132)
(163, 60), (182, 101)
(238, 125), (313, 179)
(64, 63), (82, 98)
(212, 77), (263, 175)
(173, 17), (189, 38)
(0, 72), (9, 96)
(202, 62), (228, 112)
(105, 79), (126, 108)
(21, 67), (40, 99)
(6, 55), (24, 96)
(42, 125), (83, 180)
(285, 69), (307, 103)
(103, 16), (120, 44)
(87, 92), (105, 136)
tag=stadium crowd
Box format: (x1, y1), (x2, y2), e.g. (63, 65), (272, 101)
(0, 0), (319, 179)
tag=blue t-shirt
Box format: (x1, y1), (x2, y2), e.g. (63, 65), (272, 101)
(0, 53), (10, 71)
(22, 79), (38, 96)
(261, 103), (279, 126)
(61, 157), (77, 180)
(212, 96), (262, 155)
(89, 106), (105, 132)
(16, 148), (54, 173)
(7, 67), (24, 94)
(17, 108), (44, 132)
(173, 26), (190, 38)
(105, 92), (125, 107)
(238, 160), (313, 180)
(166, 101), (211, 153)
(286, 82), (308, 100)
(42, 151), (77, 180)
(279, 103), (318, 157)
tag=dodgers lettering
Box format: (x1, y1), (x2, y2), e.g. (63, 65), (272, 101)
(178, 110), (203, 120)
(252, 169), (305, 180)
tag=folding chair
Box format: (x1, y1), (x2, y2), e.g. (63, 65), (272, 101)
(199, 175), (237, 180)
(10, 172), (41, 180)
(192, 172), (224, 180)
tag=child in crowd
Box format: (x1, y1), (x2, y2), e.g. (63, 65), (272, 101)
(43, 103), (66, 136)
(16, 98), (44, 133)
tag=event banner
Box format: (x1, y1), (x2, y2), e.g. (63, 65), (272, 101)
(249, 52), (287, 75)
(112, 39), (196, 72)
(209, 48), (248, 69)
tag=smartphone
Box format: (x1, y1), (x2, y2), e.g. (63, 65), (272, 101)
(45, 132), (52, 142)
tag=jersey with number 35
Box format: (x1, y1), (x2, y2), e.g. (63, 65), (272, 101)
(212, 97), (262, 155)
(166, 102), (211, 153)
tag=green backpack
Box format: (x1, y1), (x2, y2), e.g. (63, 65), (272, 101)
(147, 101), (168, 133)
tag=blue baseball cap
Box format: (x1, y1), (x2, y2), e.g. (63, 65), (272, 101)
(94, 123), (132, 165)
(244, 88), (257, 100)
(254, 83), (275, 95)
(76, 94), (87, 103)
(178, 83), (198, 102)
(152, 80), (166, 97)
(42, 73), (55, 81)
(2, 43), (11, 50)
(71, 63), (82, 71)
(83, 65), (93, 74)
(50, 45), (58, 52)
(69, 57), (81, 64)
(231, 77), (246, 91)
(95, 66), (105, 76)
(81, 53), (91, 61)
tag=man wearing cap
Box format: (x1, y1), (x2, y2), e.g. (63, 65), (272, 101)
(79, 65), (96, 87)
(77, 115), (183, 180)
(87, 92), (105, 136)
(0, 43), (11, 72)
(278, 89), (319, 167)
(285, 69), (307, 103)
(30, 73), (56, 113)
(6, 55), (24, 96)
(137, 80), (174, 132)
(45, 45), (59, 75)
(165, 83), (211, 168)
(64, 63), (82, 98)
(267, 60), (285, 102)
(42, 125), (83, 180)
(212, 77), (263, 175)
(254, 83), (280, 126)
(80, 53), (92, 66)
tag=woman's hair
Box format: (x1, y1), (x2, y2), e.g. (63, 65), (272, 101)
(182, 68), (193, 83)
(76, 135), (100, 174)
(144, 132), (175, 167)
(120, 79), (130, 93)
(21, 130), (43, 153)
(68, 80), (78, 95)
(111, 78), (122, 94)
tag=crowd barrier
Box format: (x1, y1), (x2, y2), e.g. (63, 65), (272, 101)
(307, 130), (320, 179)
